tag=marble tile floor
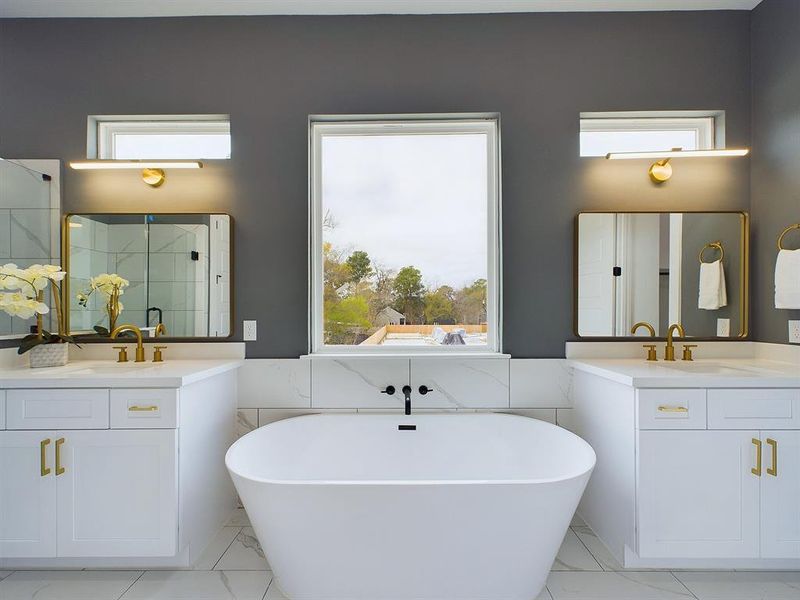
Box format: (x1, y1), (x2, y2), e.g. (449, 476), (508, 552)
(0, 510), (798, 599)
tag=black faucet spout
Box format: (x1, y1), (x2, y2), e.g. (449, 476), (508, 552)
(402, 385), (412, 416)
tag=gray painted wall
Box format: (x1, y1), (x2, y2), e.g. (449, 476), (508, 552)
(751, 0), (800, 344)
(0, 12), (753, 357)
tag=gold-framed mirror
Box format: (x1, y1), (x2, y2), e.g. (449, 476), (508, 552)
(63, 213), (232, 340)
(575, 211), (748, 339)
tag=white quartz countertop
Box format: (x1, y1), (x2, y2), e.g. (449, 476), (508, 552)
(0, 359), (243, 388)
(571, 358), (800, 388)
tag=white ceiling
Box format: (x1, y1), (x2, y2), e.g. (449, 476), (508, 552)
(0, 0), (763, 19)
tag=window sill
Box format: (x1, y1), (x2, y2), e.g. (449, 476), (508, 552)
(301, 353), (511, 360)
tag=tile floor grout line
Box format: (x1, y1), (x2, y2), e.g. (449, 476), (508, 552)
(263, 575), (279, 600)
(115, 569), (146, 600)
(571, 526), (604, 571)
(210, 526), (245, 571)
(668, 570), (701, 600)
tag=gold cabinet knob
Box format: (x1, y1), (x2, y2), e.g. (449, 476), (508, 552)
(682, 344), (698, 361)
(113, 345), (129, 363)
(642, 344), (658, 361)
(153, 345), (167, 363)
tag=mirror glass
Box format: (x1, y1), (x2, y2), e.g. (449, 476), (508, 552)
(0, 159), (60, 338)
(66, 214), (231, 338)
(576, 212), (747, 338)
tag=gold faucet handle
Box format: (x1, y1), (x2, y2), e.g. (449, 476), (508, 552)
(153, 345), (167, 363)
(642, 344), (658, 361)
(682, 344), (698, 361)
(113, 346), (129, 363)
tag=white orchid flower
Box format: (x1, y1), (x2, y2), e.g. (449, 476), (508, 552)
(0, 292), (50, 319)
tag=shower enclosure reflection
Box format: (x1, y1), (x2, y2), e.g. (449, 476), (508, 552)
(0, 159), (60, 338)
(65, 213), (231, 338)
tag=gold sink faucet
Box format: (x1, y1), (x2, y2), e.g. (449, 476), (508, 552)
(110, 324), (146, 363)
(664, 323), (686, 362)
(631, 321), (656, 336)
(631, 321), (658, 361)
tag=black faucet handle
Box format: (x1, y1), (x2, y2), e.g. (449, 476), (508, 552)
(418, 385), (433, 395)
(381, 386), (396, 395)
(402, 385), (412, 395)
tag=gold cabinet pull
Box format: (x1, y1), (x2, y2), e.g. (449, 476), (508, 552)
(657, 405), (689, 413)
(766, 438), (778, 477)
(40, 438), (51, 477)
(751, 438), (762, 477)
(128, 405), (159, 412)
(55, 437), (65, 476)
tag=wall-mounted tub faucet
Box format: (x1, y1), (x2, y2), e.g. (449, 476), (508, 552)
(402, 385), (413, 416)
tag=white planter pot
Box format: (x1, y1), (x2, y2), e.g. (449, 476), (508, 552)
(29, 342), (69, 368)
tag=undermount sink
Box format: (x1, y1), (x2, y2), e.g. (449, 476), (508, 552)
(59, 363), (157, 376)
(657, 362), (780, 376)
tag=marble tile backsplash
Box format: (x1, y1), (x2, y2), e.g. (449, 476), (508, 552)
(236, 357), (574, 430)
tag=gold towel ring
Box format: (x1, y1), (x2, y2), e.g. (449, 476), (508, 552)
(699, 241), (724, 263)
(777, 223), (800, 251)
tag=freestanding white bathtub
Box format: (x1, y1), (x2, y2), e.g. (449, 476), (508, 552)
(226, 413), (595, 600)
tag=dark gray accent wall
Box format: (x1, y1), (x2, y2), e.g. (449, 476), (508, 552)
(0, 12), (752, 357)
(751, 0), (800, 344)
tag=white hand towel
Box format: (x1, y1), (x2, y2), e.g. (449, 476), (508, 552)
(775, 249), (800, 309)
(699, 259), (728, 310)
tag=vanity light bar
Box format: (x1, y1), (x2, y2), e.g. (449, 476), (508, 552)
(606, 149), (749, 160)
(69, 160), (203, 170)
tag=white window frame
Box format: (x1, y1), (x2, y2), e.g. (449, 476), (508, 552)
(308, 114), (502, 355)
(579, 111), (720, 157)
(88, 114), (230, 159)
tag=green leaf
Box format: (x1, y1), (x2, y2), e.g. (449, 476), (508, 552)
(18, 336), (46, 355)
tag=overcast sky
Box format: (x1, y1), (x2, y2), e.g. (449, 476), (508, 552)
(322, 133), (488, 289)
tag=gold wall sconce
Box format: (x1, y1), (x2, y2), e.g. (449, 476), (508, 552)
(69, 160), (203, 187)
(605, 148), (749, 184)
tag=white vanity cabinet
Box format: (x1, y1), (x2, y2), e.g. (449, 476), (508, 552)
(0, 360), (240, 569)
(638, 429), (760, 559)
(0, 430), (57, 557)
(571, 359), (800, 570)
(759, 429), (800, 558)
(55, 429), (178, 557)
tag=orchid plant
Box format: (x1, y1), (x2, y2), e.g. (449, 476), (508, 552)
(77, 273), (129, 335)
(0, 263), (75, 354)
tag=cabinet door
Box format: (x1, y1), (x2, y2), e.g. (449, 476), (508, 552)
(761, 431), (800, 558)
(638, 430), (760, 558)
(0, 431), (57, 557)
(56, 429), (178, 557)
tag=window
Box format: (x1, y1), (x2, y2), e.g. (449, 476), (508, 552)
(90, 115), (231, 159)
(580, 112), (718, 157)
(310, 116), (501, 354)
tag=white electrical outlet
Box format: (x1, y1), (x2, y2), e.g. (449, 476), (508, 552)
(243, 320), (257, 341)
(717, 318), (731, 337)
(789, 320), (800, 344)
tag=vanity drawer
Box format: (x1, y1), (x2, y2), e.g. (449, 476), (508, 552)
(0, 390), (5, 429)
(110, 388), (178, 429)
(707, 389), (800, 429)
(6, 389), (109, 429)
(637, 389), (707, 429)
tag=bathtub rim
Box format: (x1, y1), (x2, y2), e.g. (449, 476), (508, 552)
(226, 412), (596, 487)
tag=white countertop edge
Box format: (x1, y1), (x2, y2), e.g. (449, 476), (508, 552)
(0, 359), (244, 389)
(571, 359), (800, 389)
